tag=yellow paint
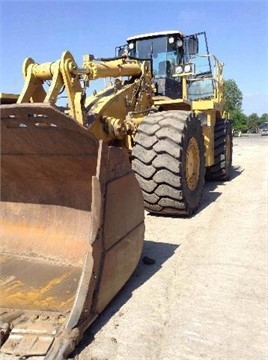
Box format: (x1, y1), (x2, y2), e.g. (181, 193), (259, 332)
(0, 269), (77, 311)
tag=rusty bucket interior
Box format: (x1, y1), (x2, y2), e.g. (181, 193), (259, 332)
(0, 104), (99, 313)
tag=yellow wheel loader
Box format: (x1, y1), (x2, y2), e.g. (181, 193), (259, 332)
(123, 31), (232, 215)
(0, 30), (232, 358)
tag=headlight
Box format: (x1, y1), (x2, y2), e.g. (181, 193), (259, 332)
(184, 64), (192, 73)
(175, 66), (183, 74)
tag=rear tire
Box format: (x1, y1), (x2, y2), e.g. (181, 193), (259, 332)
(206, 119), (233, 181)
(132, 110), (205, 216)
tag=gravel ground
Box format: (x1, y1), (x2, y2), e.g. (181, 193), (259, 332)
(1, 135), (267, 360)
(73, 135), (267, 360)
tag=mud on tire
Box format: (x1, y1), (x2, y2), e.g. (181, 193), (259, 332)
(132, 110), (205, 216)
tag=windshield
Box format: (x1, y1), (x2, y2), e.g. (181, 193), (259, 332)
(130, 36), (183, 78)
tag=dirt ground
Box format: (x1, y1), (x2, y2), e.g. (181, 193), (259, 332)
(1, 135), (267, 360)
(71, 135), (267, 360)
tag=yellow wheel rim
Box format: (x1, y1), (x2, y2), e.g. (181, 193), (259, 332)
(186, 137), (200, 191)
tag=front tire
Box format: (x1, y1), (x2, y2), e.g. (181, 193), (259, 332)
(132, 110), (205, 216)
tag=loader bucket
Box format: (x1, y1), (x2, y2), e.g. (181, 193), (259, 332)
(0, 104), (145, 358)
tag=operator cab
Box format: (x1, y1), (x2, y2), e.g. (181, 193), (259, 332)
(127, 31), (186, 99)
(117, 31), (214, 101)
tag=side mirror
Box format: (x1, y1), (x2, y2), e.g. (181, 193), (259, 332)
(115, 45), (128, 57)
(187, 36), (199, 55)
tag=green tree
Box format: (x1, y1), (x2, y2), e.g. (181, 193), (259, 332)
(223, 79), (243, 113)
(231, 109), (248, 132)
(259, 113), (268, 127)
(247, 113), (259, 133)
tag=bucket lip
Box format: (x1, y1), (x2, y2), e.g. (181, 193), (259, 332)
(0, 103), (96, 135)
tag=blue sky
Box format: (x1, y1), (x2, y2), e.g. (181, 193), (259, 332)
(0, 0), (267, 115)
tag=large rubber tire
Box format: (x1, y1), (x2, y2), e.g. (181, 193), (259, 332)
(206, 119), (233, 181)
(132, 110), (205, 216)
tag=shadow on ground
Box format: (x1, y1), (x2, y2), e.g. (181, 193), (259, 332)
(197, 165), (244, 214)
(71, 240), (179, 357)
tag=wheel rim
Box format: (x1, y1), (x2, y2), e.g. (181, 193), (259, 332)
(186, 137), (200, 191)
